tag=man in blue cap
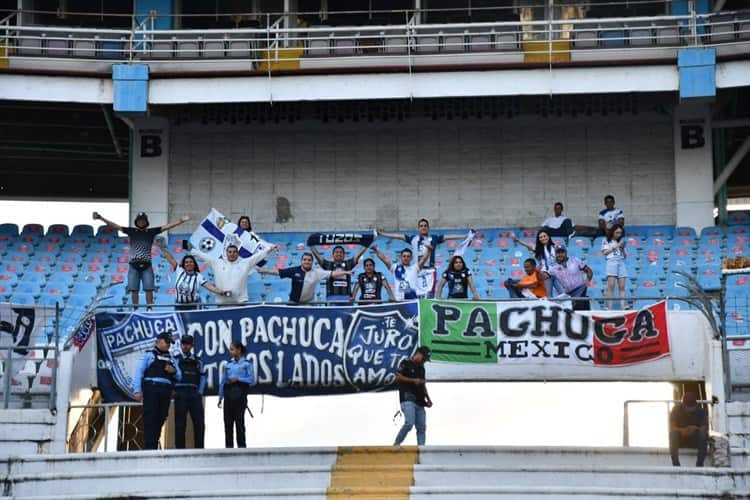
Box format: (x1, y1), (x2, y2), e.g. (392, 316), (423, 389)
(173, 334), (205, 449)
(132, 332), (182, 450)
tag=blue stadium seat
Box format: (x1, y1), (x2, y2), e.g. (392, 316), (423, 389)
(696, 267), (721, 291)
(696, 252), (721, 268)
(727, 211), (750, 226)
(727, 242), (748, 257)
(700, 226), (724, 239)
(21, 223), (44, 236)
(647, 225), (675, 239)
(665, 282), (689, 297)
(724, 303), (747, 337)
(0, 223), (19, 236)
(57, 257), (82, 269)
(62, 244), (87, 257)
(96, 225), (119, 237)
(72, 224), (94, 237)
(71, 282), (98, 296)
(726, 274), (750, 296)
(569, 236), (591, 251)
(0, 283), (12, 300)
(21, 272), (46, 285)
(48, 272), (75, 287)
(668, 257), (693, 274)
(9, 293), (36, 305)
(675, 226), (697, 239)
(38, 294), (65, 308)
(45, 281), (71, 298)
(15, 282), (42, 297)
(3, 261), (25, 277)
(47, 224), (70, 237)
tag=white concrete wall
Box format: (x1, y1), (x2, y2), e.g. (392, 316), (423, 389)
(131, 116), (170, 228)
(728, 401), (750, 467)
(673, 102), (715, 231)
(168, 113), (675, 231)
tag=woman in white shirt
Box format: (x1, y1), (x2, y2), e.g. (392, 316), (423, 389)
(601, 224), (627, 310)
(159, 239), (228, 309)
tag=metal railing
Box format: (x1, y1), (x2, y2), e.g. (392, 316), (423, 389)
(1, 10), (748, 71)
(622, 398), (714, 447)
(67, 401), (143, 452)
(1, 303), (60, 413)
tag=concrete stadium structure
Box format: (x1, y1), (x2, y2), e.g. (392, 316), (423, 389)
(2, 0), (750, 498)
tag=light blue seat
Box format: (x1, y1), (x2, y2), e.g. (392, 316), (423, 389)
(21, 223), (44, 237)
(45, 281), (71, 299)
(72, 224), (94, 237)
(0, 223), (19, 236)
(47, 224), (70, 237)
(9, 293), (36, 305)
(67, 294), (94, 309)
(38, 294), (65, 308)
(696, 268), (721, 291)
(727, 212), (750, 226)
(675, 226), (697, 239)
(21, 272), (46, 285)
(16, 282), (42, 296)
(48, 272), (75, 287)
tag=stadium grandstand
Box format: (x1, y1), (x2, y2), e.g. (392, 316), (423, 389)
(1, 0), (750, 498)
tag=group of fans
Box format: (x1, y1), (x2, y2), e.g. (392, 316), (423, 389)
(93, 212), (487, 308)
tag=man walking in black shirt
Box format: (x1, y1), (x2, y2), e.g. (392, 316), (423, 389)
(669, 391), (709, 467)
(394, 346), (432, 446)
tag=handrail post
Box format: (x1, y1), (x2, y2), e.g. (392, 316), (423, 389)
(49, 302), (60, 415)
(689, 0), (698, 46)
(3, 347), (11, 409)
(622, 400), (629, 447)
(104, 404), (109, 452)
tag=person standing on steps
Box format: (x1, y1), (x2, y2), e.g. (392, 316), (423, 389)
(394, 346), (433, 446)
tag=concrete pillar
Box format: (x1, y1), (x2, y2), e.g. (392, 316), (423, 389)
(674, 102), (714, 231)
(130, 116), (170, 229)
(17, 0), (34, 25)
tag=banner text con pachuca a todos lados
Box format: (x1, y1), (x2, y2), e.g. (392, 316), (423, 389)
(96, 302), (419, 401)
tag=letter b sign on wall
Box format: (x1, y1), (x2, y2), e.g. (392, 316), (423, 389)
(140, 130), (163, 158)
(680, 123), (705, 149)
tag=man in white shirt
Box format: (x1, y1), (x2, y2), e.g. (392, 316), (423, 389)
(598, 195), (625, 235)
(372, 244), (432, 301)
(542, 202), (575, 238)
(193, 243), (277, 305)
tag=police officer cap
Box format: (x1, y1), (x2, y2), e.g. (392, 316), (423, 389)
(181, 335), (194, 344)
(156, 332), (174, 344)
(416, 346), (432, 361)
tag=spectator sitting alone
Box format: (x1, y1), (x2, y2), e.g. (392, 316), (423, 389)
(542, 202), (575, 238)
(504, 258), (548, 299)
(598, 194), (625, 235)
(669, 391), (708, 467)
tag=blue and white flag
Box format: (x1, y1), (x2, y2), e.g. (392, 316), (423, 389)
(190, 208), (271, 265)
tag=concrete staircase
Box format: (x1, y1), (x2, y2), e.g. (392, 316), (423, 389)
(0, 446), (748, 499)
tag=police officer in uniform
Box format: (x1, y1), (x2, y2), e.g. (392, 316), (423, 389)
(174, 335), (206, 449)
(132, 332), (182, 450)
(219, 341), (255, 448)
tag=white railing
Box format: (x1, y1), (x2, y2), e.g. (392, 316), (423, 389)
(1, 11), (749, 70)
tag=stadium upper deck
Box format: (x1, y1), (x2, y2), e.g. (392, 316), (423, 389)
(1, 1), (749, 77)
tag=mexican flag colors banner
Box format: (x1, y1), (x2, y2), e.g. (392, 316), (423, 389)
(419, 300), (670, 367)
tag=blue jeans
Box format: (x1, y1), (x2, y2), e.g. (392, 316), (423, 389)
(394, 400), (426, 446)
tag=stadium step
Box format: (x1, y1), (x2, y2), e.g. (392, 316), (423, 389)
(3, 446), (749, 499)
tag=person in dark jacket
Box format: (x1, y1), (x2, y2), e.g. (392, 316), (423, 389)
(132, 332), (182, 450)
(173, 335), (206, 448)
(669, 391), (709, 467)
